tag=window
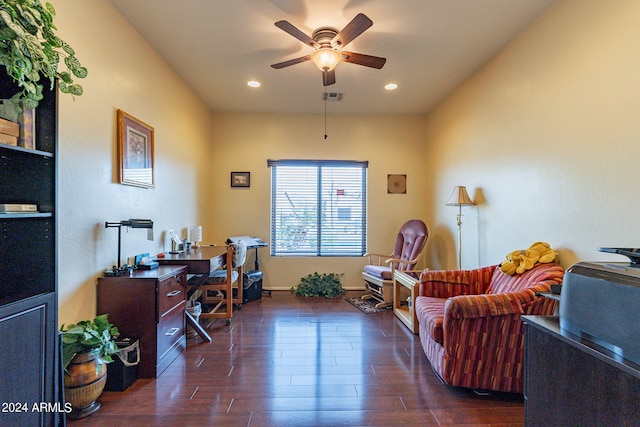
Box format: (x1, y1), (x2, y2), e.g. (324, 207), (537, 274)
(268, 159), (368, 256)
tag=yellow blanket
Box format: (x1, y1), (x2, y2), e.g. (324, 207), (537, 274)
(499, 241), (556, 275)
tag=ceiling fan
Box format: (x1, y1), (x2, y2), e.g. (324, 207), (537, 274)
(271, 13), (386, 86)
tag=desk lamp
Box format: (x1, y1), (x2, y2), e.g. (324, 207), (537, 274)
(105, 219), (154, 274)
(446, 186), (474, 268)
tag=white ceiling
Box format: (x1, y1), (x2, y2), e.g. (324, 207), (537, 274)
(108, 0), (555, 115)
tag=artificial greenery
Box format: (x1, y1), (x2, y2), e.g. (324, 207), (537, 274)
(60, 314), (119, 373)
(291, 272), (346, 298)
(0, 0), (87, 110)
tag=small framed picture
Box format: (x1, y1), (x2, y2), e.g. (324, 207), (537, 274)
(387, 174), (407, 194)
(231, 172), (250, 188)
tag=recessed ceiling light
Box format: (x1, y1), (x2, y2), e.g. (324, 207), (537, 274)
(384, 83), (398, 91)
(247, 80), (261, 88)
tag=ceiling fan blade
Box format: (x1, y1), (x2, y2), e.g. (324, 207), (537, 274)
(331, 13), (373, 48)
(275, 20), (320, 49)
(271, 55), (311, 69)
(322, 70), (336, 86)
(341, 51), (386, 69)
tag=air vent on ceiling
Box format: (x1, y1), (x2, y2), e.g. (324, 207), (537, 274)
(322, 92), (343, 101)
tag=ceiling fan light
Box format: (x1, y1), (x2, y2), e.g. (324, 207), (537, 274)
(311, 48), (342, 72)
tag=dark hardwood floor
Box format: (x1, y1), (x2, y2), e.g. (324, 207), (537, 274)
(69, 291), (524, 426)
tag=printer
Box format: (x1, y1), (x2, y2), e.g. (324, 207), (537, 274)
(560, 248), (640, 365)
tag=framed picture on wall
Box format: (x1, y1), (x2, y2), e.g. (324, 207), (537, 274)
(117, 109), (155, 188)
(387, 174), (407, 194)
(231, 172), (250, 188)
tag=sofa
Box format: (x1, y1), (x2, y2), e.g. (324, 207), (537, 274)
(414, 262), (564, 393)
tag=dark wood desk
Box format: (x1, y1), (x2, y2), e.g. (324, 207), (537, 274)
(157, 246), (227, 342)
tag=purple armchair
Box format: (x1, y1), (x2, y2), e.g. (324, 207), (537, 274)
(362, 219), (429, 308)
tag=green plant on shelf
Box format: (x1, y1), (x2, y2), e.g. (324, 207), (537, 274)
(291, 272), (346, 298)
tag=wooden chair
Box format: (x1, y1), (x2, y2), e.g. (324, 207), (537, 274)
(362, 219), (429, 308)
(199, 240), (247, 325)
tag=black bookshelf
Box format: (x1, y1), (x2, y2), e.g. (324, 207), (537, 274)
(0, 75), (59, 427)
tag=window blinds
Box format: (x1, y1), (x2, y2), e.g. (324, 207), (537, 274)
(268, 159), (368, 256)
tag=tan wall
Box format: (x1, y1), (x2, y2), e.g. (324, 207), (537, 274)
(52, 0), (640, 322)
(210, 113), (429, 289)
(423, 0), (640, 270)
(53, 0), (212, 325)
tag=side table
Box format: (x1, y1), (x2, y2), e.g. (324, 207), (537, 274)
(393, 270), (420, 334)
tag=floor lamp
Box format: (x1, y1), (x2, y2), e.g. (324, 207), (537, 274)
(446, 186), (474, 268)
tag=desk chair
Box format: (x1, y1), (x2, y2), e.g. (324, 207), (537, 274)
(362, 219), (429, 308)
(199, 240), (247, 325)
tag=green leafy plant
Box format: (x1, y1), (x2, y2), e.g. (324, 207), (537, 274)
(291, 272), (346, 298)
(60, 314), (119, 372)
(0, 0), (87, 110)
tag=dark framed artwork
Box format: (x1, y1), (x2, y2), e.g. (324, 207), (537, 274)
(118, 109), (155, 188)
(231, 171), (250, 188)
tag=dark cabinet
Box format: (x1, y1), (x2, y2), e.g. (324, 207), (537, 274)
(0, 76), (59, 427)
(0, 294), (58, 427)
(97, 266), (187, 379)
(523, 316), (640, 426)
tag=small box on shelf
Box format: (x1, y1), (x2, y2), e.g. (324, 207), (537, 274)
(0, 100), (35, 149)
(0, 132), (17, 146)
(0, 116), (18, 147)
(0, 117), (18, 137)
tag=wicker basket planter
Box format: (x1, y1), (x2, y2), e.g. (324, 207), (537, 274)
(64, 350), (107, 419)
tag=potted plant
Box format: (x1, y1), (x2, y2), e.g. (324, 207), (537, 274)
(60, 314), (119, 419)
(291, 272), (346, 298)
(0, 0), (86, 110)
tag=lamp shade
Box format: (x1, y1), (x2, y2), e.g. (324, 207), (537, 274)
(310, 48), (342, 71)
(446, 186), (474, 206)
(189, 225), (202, 243)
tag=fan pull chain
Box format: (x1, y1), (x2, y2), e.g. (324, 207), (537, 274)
(324, 92), (328, 139)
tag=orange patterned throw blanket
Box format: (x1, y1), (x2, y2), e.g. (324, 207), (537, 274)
(499, 241), (556, 275)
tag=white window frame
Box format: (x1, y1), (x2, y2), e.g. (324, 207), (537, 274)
(268, 159), (368, 257)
